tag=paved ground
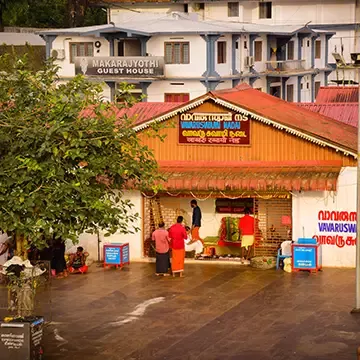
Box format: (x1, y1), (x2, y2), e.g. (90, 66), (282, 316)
(24, 263), (360, 359)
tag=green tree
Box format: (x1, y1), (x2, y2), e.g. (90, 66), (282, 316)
(2, 0), (106, 29)
(0, 54), (162, 256)
(0, 0), (26, 31)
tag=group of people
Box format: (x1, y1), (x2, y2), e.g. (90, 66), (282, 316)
(152, 202), (258, 276)
(0, 232), (88, 278)
(152, 199), (203, 277)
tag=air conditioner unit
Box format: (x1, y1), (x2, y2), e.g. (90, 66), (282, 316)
(244, 56), (254, 67)
(51, 49), (65, 60)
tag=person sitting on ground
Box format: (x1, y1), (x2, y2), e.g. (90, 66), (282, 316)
(68, 247), (89, 274)
(184, 226), (203, 259)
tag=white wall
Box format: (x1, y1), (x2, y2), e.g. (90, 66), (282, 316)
(147, 35), (206, 78)
(66, 191), (144, 261)
(110, 5), (184, 22)
(52, 36), (110, 78)
(314, 34), (326, 69)
(242, 0), (355, 25)
(215, 35), (232, 76)
(216, 80), (233, 91)
(147, 80), (206, 102)
(109, 0), (355, 25)
(252, 35), (267, 73)
(292, 167), (357, 268)
(329, 30), (358, 64)
(251, 77), (266, 92)
(205, 2), (244, 21)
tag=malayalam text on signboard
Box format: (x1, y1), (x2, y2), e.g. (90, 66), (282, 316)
(104, 246), (121, 265)
(293, 246), (316, 269)
(75, 56), (165, 77)
(178, 112), (250, 145)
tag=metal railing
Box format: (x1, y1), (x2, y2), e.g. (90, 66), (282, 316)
(265, 59), (306, 73)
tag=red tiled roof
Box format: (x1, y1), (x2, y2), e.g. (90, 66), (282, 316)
(296, 103), (358, 127)
(158, 160), (341, 191)
(316, 86), (358, 103)
(210, 84), (357, 152)
(82, 102), (181, 125)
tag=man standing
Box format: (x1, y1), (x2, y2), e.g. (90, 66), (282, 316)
(168, 216), (187, 277)
(190, 200), (203, 244)
(152, 222), (171, 276)
(238, 207), (255, 264)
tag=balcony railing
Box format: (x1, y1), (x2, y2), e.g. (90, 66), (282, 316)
(265, 59), (306, 73)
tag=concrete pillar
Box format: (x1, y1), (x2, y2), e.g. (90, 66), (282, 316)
(281, 77), (287, 100)
(324, 34), (333, 66)
(201, 34), (221, 78)
(249, 34), (258, 57)
(297, 75), (304, 102)
(201, 80), (220, 91)
(140, 37), (151, 56)
(104, 35), (115, 56)
(105, 81), (116, 102)
(42, 35), (57, 59)
(140, 82), (151, 102)
(232, 34), (240, 75)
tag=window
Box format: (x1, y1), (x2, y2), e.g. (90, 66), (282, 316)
(286, 84), (294, 102)
(217, 41), (227, 64)
(315, 81), (321, 98)
(195, 3), (205, 10)
(315, 40), (321, 59)
(259, 2), (272, 19)
(165, 42), (190, 64)
(228, 2), (239, 17)
(287, 41), (294, 60)
(164, 93), (190, 102)
(254, 41), (262, 62)
(70, 42), (94, 63)
(184, 4), (188, 12)
(244, 40), (247, 49)
(306, 82), (309, 89)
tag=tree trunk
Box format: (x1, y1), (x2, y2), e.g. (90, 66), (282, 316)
(15, 234), (28, 260)
(67, 0), (88, 28)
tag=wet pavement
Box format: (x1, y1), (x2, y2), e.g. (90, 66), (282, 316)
(35, 263), (360, 359)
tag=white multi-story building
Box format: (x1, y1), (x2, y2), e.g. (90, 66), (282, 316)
(105, 0), (360, 84)
(39, 6), (335, 102)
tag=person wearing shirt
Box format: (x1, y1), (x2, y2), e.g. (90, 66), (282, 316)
(184, 226), (204, 259)
(168, 216), (187, 277)
(238, 207), (256, 264)
(190, 200), (203, 245)
(152, 222), (171, 276)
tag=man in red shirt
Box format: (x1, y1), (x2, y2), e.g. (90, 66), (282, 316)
(238, 208), (255, 264)
(168, 216), (187, 277)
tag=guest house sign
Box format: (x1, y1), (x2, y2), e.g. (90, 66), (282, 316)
(75, 56), (165, 77)
(179, 112), (250, 145)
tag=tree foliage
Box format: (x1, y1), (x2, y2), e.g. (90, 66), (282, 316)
(2, 0), (106, 30)
(0, 54), (162, 250)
